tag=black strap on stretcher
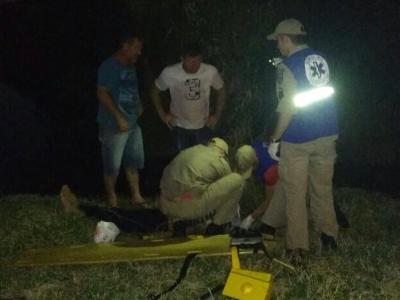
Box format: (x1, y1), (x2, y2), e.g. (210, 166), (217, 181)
(147, 234), (271, 300)
(147, 253), (198, 300)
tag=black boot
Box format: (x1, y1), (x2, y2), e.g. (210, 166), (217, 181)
(334, 202), (350, 229)
(204, 223), (226, 236)
(321, 232), (337, 250)
(172, 221), (187, 237)
(258, 223), (276, 240)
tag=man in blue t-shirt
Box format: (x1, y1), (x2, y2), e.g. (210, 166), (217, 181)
(96, 31), (145, 207)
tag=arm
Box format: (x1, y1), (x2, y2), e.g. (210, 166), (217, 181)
(250, 185), (274, 219)
(97, 86), (128, 131)
(207, 87), (226, 128)
(240, 184), (275, 230)
(270, 111), (294, 141)
(269, 64), (297, 141)
(150, 82), (176, 128)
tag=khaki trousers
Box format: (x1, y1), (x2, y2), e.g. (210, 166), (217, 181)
(160, 173), (245, 225)
(263, 136), (338, 250)
(261, 181), (286, 227)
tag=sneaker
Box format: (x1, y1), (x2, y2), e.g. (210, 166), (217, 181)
(204, 223), (226, 236)
(258, 223), (276, 240)
(321, 232), (338, 250)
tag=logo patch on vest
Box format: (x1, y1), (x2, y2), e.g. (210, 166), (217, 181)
(305, 55), (329, 87)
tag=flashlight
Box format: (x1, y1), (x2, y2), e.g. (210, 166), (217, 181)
(268, 57), (283, 67)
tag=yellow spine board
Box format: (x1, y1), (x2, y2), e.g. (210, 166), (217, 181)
(14, 234), (231, 267)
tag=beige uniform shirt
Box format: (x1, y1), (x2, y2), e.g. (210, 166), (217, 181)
(160, 144), (231, 200)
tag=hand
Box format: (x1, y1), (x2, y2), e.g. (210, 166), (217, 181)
(206, 115), (218, 129)
(161, 112), (177, 129)
(116, 116), (129, 132)
(268, 142), (280, 161)
(240, 215), (255, 230)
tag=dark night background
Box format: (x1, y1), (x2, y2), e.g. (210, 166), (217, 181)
(0, 0), (399, 198)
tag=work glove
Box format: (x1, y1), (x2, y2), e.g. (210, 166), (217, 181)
(268, 142), (280, 161)
(240, 215), (255, 230)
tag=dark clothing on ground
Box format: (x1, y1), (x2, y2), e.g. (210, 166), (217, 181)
(79, 205), (168, 233)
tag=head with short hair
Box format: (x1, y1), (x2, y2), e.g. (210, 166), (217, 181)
(116, 30), (143, 64)
(117, 30), (143, 48)
(181, 42), (202, 58)
(181, 43), (203, 74)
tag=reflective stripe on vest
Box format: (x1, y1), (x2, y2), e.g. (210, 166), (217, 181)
(293, 86), (334, 108)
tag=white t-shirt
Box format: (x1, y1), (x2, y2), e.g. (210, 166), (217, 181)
(155, 62), (224, 129)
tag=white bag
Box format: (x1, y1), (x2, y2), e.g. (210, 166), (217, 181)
(94, 221), (120, 243)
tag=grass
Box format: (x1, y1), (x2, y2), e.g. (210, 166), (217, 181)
(0, 186), (399, 299)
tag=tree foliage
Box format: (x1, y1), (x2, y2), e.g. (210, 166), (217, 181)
(2, 0), (398, 194)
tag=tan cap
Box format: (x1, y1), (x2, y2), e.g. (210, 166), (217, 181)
(208, 137), (229, 155)
(235, 145), (258, 174)
(267, 18), (307, 40)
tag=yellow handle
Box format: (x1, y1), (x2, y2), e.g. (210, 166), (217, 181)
(231, 247), (241, 269)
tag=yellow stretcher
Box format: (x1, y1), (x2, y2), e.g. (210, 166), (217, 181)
(14, 234), (232, 266)
(14, 234), (273, 299)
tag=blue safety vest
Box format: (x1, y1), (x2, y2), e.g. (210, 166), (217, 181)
(282, 48), (338, 143)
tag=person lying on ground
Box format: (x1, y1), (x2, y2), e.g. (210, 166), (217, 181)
(60, 185), (168, 234)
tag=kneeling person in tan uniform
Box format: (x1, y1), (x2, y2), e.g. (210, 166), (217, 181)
(159, 138), (246, 236)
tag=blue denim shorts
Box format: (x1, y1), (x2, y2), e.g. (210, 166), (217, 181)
(99, 126), (144, 177)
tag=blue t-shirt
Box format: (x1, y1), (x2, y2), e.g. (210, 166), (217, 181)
(97, 57), (141, 130)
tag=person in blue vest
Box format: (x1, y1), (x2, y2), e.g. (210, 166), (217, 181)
(264, 19), (339, 261)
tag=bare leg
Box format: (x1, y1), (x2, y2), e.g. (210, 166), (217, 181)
(59, 185), (80, 215)
(104, 174), (118, 207)
(125, 167), (145, 205)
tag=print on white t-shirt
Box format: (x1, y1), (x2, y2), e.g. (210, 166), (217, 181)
(155, 63), (224, 129)
(184, 78), (201, 100)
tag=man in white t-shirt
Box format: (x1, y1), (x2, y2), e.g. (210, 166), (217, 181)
(151, 43), (226, 151)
